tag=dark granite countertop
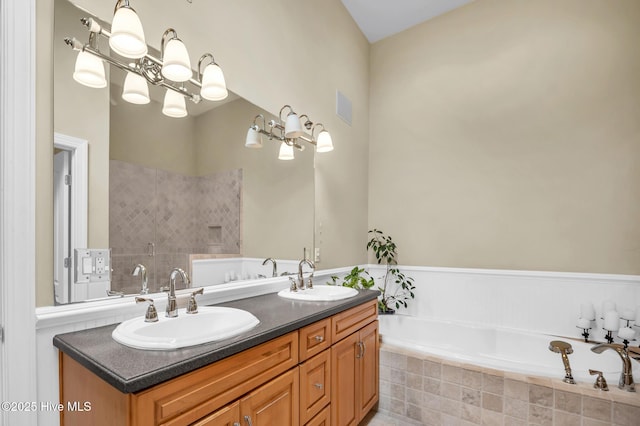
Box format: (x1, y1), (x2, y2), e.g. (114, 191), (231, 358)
(53, 289), (379, 393)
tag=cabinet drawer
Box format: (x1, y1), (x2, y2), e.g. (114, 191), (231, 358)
(133, 332), (298, 426)
(331, 300), (377, 343)
(306, 404), (330, 426)
(299, 318), (331, 361)
(299, 350), (331, 424)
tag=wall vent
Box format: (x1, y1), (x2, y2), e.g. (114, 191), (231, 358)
(336, 90), (352, 126)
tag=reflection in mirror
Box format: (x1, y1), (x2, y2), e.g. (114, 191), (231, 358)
(53, 0), (314, 304)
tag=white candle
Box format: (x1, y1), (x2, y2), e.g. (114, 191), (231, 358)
(604, 311), (619, 332)
(621, 308), (636, 321)
(581, 303), (596, 321)
(576, 318), (591, 329)
(602, 300), (616, 316)
(618, 327), (635, 340)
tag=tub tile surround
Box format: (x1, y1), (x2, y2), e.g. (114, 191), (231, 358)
(379, 343), (640, 426)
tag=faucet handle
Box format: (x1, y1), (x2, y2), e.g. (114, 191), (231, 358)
(135, 297), (158, 322)
(186, 288), (204, 314)
(289, 277), (298, 292)
(589, 369), (609, 391)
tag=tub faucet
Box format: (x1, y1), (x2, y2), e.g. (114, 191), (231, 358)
(548, 340), (576, 384)
(132, 264), (148, 294)
(297, 258), (315, 290)
(262, 257), (277, 277)
(591, 343), (635, 392)
(166, 268), (190, 318)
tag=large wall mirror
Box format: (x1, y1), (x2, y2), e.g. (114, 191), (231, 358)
(52, 0), (314, 304)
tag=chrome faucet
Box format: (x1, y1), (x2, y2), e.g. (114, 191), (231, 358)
(591, 343), (635, 392)
(262, 257), (277, 277)
(132, 263), (148, 294)
(166, 268), (190, 318)
(297, 258), (315, 290)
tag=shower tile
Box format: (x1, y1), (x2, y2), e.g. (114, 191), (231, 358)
(390, 368), (406, 385)
(441, 413), (461, 426)
(528, 404), (552, 425)
(424, 377), (441, 395)
(442, 382), (461, 401)
(424, 360), (442, 379)
(461, 403), (481, 423)
(504, 379), (528, 401)
(380, 379), (391, 396)
(528, 384), (553, 407)
(553, 411), (580, 426)
(407, 356), (423, 375)
(441, 398), (461, 417)
(424, 394), (441, 411)
(582, 418), (612, 426)
(554, 389), (581, 415)
(390, 383), (405, 402)
(480, 408), (502, 426)
(461, 387), (481, 407)
(503, 416), (527, 426)
(612, 401), (640, 426)
(380, 366), (391, 382)
(388, 398), (405, 417)
(443, 365), (462, 384)
(422, 408), (441, 426)
(582, 395), (611, 422)
(406, 388), (423, 406)
(483, 374), (504, 395)
(406, 404), (422, 422)
(462, 369), (482, 389)
(503, 397), (527, 420)
(406, 373), (423, 390)
(482, 392), (503, 413)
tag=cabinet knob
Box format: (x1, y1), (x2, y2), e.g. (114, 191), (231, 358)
(244, 415), (253, 426)
(314, 382), (324, 389)
(314, 335), (324, 342)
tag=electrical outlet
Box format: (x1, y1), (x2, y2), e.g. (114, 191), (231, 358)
(314, 247), (320, 262)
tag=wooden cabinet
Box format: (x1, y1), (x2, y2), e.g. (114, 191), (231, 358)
(331, 320), (379, 426)
(59, 300), (378, 426)
(200, 369), (299, 426)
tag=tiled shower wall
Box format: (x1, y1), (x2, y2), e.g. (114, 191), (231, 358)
(379, 344), (640, 426)
(109, 160), (241, 294)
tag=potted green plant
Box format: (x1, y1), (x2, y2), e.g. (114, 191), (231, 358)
(328, 266), (375, 290)
(367, 229), (415, 314)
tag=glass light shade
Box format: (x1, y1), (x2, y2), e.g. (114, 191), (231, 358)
(284, 113), (303, 138)
(245, 127), (263, 148)
(73, 51), (107, 88)
(122, 72), (150, 104)
(162, 39), (192, 82)
(278, 142), (295, 160)
(316, 130), (334, 153)
(109, 7), (147, 59)
(200, 63), (228, 101)
(162, 90), (187, 118)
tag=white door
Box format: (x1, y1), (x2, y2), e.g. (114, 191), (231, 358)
(54, 150), (71, 304)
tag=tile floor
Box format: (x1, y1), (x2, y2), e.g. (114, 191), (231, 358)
(360, 410), (422, 426)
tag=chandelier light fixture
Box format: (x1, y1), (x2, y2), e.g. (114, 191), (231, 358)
(64, 0), (228, 118)
(245, 105), (334, 160)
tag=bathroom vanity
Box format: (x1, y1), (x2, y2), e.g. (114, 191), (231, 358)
(54, 291), (379, 426)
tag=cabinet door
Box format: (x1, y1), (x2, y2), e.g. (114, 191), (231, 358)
(240, 368), (299, 426)
(357, 320), (378, 421)
(330, 333), (358, 426)
(192, 401), (240, 426)
(300, 350), (331, 424)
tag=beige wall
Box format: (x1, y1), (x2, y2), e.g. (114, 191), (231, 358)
(195, 99), (314, 260)
(369, 0), (640, 274)
(110, 93), (197, 176)
(37, 0), (369, 305)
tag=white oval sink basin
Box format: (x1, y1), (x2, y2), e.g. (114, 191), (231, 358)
(277, 285), (358, 301)
(112, 306), (260, 350)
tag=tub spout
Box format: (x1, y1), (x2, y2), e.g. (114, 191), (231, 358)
(549, 340), (576, 384)
(591, 343), (635, 392)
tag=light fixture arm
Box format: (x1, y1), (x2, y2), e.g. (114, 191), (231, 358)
(197, 53), (218, 82)
(279, 104), (296, 122)
(160, 28), (179, 59)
